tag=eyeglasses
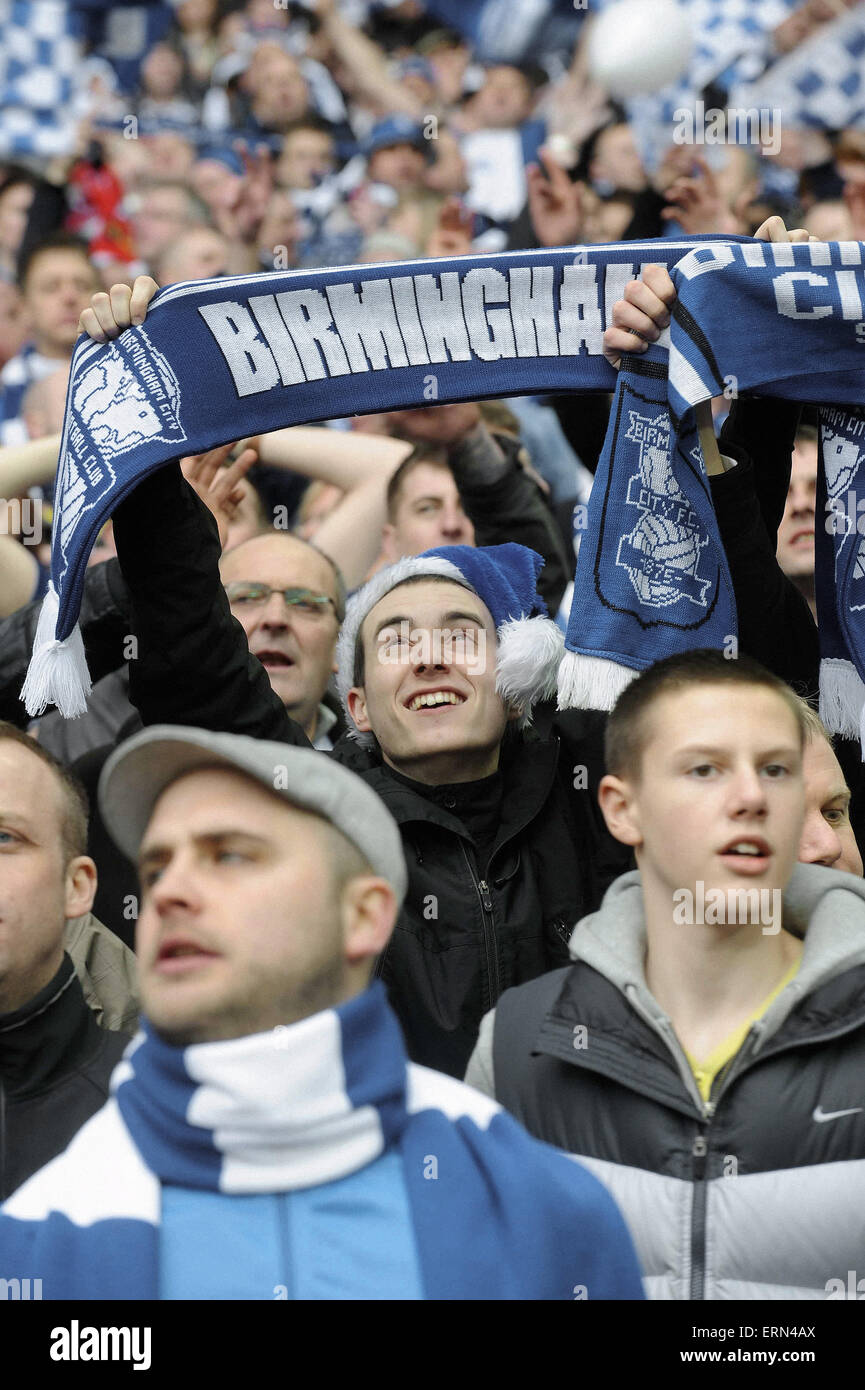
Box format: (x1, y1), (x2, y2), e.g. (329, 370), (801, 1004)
(224, 582), (338, 619)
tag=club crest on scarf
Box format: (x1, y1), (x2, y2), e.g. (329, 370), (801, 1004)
(617, 408), (711, 610)
(558, 352), (736, 713)
(595, 375), (721, 628)
(55, 329), (186, 587)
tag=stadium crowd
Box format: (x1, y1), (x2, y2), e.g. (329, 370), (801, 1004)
(0, 0), (864, 1303)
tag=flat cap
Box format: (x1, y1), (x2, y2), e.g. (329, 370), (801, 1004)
(98, 725), (407, 903)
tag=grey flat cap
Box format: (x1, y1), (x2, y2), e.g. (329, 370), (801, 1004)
(98, 725), (407, 903)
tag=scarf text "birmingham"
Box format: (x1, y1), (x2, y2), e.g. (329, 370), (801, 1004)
(198, 243), (865, 398)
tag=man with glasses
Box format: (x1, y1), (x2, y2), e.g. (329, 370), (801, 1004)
(220, 531), (346, 749)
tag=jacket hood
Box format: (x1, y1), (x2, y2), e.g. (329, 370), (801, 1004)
(569, 863), (865, 1052)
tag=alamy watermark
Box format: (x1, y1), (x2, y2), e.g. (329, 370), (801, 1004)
(0, 498), (41, 545)
(673, 881), (782, 934)
(0, 1277), (42, 1299)
(826, 492), (865, 535)
(673, 101), (781, 156)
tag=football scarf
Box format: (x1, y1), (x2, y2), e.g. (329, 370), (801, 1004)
(557, 239), (865, 735)
(23, 236), (865, 735)
(20, 236), (744, 718)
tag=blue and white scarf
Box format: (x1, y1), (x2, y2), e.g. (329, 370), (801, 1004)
(558, 239), (865, 736)
(21, 236), (743, 718)
(0, 983), (642, 1300)
(27, 235), (865, 737)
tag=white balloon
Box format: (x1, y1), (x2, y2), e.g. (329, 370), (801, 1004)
(588, 0), (694, 98)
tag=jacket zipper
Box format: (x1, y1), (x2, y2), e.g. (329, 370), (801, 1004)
(460, 842), (500, 1009)
(689, 1130), (709, 1300)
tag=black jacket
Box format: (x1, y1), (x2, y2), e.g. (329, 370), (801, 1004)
(0, 954), (130, 1200)
(336, 719), (627, 1075)
(712, 396), (818, 695)
(712, 397), (865, 852)
(110, 464), (630, 1076)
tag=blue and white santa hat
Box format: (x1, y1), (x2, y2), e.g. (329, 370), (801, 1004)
(335, 542), (563, 744)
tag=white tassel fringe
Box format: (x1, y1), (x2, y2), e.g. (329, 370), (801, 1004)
(20, 583), (92, 718)
(556, 650), (637, 712)
(818, 656), (865, 743)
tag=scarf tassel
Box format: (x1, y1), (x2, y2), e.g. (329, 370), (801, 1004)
(818, 656), (865, 746)
(19, 582), (92, 718)
(556, 649), (637, 712)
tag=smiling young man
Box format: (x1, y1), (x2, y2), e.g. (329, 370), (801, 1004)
(110, 463), (626, 1076)
(77, 282), (621, 1078)
(319, 541), (627, 1076)
(0, 726), (644, 1301)
(466, 650), (865, 1300)
(345, 577), (502, 784)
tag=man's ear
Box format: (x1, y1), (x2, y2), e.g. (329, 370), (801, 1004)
(342, 877), (397, 965)
(64, 856), (98, 920)
(597, 774), (643, 848)
(381, 523), (398, 563)
(346, 685), (371, 733)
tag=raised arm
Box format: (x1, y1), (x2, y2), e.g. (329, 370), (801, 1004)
(315, 0), (422, 118)
(602, 226), (820, 693)
(80, 279), (308, 744)
(0, 434), (60, 497)
(384, 402), (572, 612)
(241, 426), (411, 588)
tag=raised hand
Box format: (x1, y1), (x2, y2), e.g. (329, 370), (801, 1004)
(603, 263), (675, 371)
(527, 147), (583, 249)
(426, 198), (475, 259)
(78, 276), (159, 342)
(214, 141), (274, 245)
(180, 442), (258, 551)
(662, 153), (741, 235)
(754, 214), (818, 243)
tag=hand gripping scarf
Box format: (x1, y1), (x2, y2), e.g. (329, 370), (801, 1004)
(20, 236), (744, 718)
(23, 236), (865, 738)
(557, 238), (865, 751)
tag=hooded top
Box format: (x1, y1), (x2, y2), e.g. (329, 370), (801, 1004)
(467, 862), (865, 1299)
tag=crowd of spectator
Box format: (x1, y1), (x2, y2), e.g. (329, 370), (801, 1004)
(0, 0), (864, 1306)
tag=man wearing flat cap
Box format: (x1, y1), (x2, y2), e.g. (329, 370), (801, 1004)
(0, 726), (643, 1301)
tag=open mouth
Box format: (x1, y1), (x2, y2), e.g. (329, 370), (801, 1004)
(405, 690), (466, 712)
(718, 837), (771, 872)
(257, 650), (295, 669)
(156, 940), (220, 973)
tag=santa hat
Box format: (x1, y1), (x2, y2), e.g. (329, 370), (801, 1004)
(335, 543), (563, 744)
